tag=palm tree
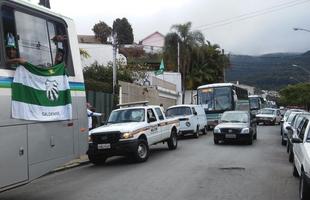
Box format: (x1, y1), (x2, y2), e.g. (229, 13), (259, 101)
(164, 22), (205, 103)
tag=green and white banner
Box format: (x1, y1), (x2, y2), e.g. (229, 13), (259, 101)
(12, 62), (72, 121)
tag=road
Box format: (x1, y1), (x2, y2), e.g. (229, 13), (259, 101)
(0, 125), (299, 200)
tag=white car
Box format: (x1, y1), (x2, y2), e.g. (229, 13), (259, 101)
(87, 103), (179, 164)
(282, 111), (303, 145)
(166, 105), (208, 138)
(292, 115), (310, 200)
(256, 108), (281, 125)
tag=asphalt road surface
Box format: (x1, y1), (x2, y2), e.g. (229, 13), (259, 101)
(0, 125), (299, 200)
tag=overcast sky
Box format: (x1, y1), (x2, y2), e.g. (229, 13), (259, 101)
(33, 0), (310, 55)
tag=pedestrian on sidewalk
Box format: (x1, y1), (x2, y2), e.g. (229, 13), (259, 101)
(87, 102), (104, 130)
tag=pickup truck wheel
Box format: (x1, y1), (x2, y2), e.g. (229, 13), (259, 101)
(299, 172), (310, 200)
(133, 139), (149, 162)
(167, 129), (178, 150)
(281, 134), (287, 146)
(88, 154), (107, 165)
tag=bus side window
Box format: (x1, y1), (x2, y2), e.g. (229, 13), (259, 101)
(1, 6), (75, 75)
(2, 6), (20, 69)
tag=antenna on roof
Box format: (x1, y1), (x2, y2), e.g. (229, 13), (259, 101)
(117, 101), (149, 108)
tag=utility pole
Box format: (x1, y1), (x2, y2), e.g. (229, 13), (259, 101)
(177, 41), (180, 73)
(112, 32), (117, 96)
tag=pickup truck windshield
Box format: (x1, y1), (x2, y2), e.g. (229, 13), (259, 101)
(108, 108), (145, 123)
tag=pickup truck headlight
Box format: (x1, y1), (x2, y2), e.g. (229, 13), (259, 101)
(121, 132), (134, 139)
(88, 135), (93, 142)
(185, 122), (191, 127)
(241, 128), (250, 134)
(214, 127), (221, 133)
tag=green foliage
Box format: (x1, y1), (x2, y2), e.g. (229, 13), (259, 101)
(113, 18), (134, 44)
(279, 83), (310, 110)
(79, 48), (90, 59)
(164, 22), (229, 92)
(83, 62), (149, 93)
(92, 21), (112, 43)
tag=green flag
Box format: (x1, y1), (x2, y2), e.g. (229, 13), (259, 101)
(155, 59), (165, 76)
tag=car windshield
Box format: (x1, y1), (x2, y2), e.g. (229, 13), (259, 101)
(107, 108), (145, 124)
(260, 109), (275, 115)
(221, 112), (248, 123)
(287, 113), (299, 123)
(166, 107), (192, 117)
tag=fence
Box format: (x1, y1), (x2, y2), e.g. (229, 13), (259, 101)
(86, 91), (114, 127)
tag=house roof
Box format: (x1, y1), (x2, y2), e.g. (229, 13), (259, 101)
(78, 35), (101, 44)
(139, 31), (165, 44)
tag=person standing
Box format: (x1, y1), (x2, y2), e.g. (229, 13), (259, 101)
(87, 103), (103, 130)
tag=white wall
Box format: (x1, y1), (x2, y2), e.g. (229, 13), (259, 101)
(79, 43), (126, 68)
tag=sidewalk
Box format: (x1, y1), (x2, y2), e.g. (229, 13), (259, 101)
(52, 155), (90, 173)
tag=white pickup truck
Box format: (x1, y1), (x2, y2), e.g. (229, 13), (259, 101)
(87, 103), (179, 164)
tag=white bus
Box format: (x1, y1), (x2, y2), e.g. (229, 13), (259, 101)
(0, 0), (88, 191)
(197, 83), (249, 129)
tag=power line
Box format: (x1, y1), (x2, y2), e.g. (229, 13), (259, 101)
(195, 0), (310, 31)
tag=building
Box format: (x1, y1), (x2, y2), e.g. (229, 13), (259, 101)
(139, 31), (164, 54)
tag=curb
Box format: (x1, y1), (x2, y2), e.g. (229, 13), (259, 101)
(51, 158), (91, 174)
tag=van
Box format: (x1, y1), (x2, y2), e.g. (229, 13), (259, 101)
(166, 105), (208, 138)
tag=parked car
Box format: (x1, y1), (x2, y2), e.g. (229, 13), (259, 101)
(166, 105), (207, 138)
(292, 115), (310, 200)
(286, 113), (310, 162)
(87, 103), (179, 164)
(282, 111), (303, 145)
(256, 108), (281, 125)
(213, 111), (257, 145)
(281, 109), (304, 135)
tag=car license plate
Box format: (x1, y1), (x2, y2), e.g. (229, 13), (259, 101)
(97, 143), (111, 149)
(225, 134), (236, 139)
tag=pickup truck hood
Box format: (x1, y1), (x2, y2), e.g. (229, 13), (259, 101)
(256, 114), (274, 118)
(90, 122), (146, 135)
(216, 123), (248, 129)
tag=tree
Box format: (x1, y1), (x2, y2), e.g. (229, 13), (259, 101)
(279, 83), (310, 110)
(92, 21), (112, 43)
(164, 22), (205, 103)
(112, 18), (134, 44)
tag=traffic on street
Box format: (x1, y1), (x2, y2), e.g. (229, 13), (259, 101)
(0, 125), (300, 200)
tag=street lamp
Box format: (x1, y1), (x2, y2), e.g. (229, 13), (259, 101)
(293, 27), (310, 33)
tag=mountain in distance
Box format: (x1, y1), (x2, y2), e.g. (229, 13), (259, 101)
(225, 51), (310, 91)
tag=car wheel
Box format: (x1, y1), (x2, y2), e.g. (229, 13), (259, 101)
(293, 161), (299, 177)
(247, 137), (253, 145)
(214, 138), (219, 144)
(286, 141), (290, 153)
(194, 126), (199, 138)
(132, 139), (149, 162)
(289, 149), (294, 163)
(167, 129), (178, 150)
(299, 171), (310, 200)
(253, 129), (257, 140)
(88, 154), (107, 165)
(203, 126), (208, 135)
(281, 134), (287, 146)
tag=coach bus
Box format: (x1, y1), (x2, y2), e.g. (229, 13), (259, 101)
(0, 0), (88, 191)
(197, 83), (248, 129)
(249, 95), (266, 114)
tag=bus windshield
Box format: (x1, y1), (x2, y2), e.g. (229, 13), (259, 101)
(249, 98), (260, 110)
(198, 87), (232, 112)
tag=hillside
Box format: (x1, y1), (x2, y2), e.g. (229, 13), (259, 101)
(226, 51), (310, 90)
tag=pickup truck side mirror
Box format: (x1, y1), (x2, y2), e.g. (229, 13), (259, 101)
(193, 111), (197, 115)
(292, 137), (303, 143)
(148, 117), (156, 123)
